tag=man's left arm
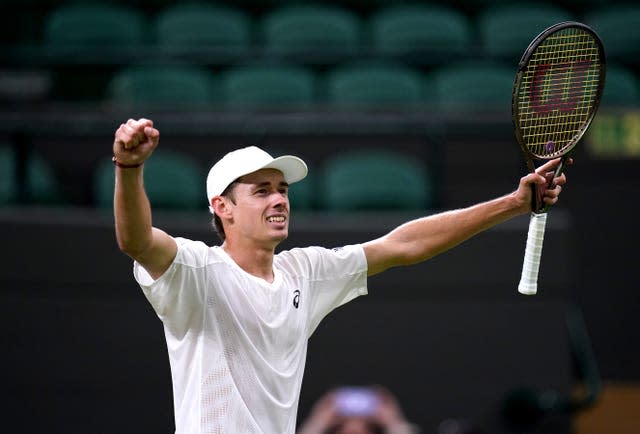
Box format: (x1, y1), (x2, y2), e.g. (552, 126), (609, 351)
(363, 158), (567, 276)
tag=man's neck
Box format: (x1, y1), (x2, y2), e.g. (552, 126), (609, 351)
(222, 241), (276, 283)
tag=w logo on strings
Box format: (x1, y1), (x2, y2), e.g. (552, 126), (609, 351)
(530, 59), (593, 115)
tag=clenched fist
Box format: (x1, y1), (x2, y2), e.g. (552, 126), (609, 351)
(113, 118), (160, 167)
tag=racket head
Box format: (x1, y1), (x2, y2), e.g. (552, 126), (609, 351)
(512, 21), (606, 162)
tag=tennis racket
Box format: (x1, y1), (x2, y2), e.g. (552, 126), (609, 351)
(513, 22), (606, 295)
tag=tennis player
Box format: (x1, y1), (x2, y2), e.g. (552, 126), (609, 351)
(112, 118), (567, 433)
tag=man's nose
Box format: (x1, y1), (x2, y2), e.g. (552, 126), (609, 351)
(272, 193), (288, 208)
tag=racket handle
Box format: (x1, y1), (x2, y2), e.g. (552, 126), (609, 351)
(518, 212), (548, 295)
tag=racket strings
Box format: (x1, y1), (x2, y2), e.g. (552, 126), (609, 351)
(516, 27), (603, 158)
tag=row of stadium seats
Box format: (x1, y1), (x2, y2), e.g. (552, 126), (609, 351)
(0, 146), (433, 211)
(7, 2), (640, 65)
(0, 146), (63, 206)
(4, 2), (638, 107)
(101, 61), (640, 109)
(106, 62), (511, 109)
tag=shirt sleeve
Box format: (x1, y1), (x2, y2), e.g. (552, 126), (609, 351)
(133, 237), (209, 337)
(278, 244), (368, 337)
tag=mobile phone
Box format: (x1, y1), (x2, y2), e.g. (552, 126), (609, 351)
(334, 387), (380, 417)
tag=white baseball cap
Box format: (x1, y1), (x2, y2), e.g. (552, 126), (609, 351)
(206, 146), (308, 212)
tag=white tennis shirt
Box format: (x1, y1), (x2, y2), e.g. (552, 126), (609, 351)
(134, 238), (368, 434)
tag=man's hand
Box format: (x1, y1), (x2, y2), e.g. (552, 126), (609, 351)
(514, 157), (571, 214)
(113, 118), (160, 167)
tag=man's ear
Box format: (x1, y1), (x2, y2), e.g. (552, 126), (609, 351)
(211, 196), (232, 219)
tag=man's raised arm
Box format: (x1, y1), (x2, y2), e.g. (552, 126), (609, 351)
(363, 158), (568, 276)
(113, 118), (177, 280)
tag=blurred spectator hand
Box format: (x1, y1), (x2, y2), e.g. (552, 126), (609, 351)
(298, 386), (420, 434)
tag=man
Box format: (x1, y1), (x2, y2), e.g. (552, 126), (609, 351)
(113, 118), (567, 433)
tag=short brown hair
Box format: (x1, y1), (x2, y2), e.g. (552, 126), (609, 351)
(212, 180), (238, 241)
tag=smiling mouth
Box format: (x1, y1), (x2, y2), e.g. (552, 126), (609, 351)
(266, 216), (286, 223)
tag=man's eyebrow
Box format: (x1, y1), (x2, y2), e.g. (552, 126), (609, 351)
(255, 181), (289, 188)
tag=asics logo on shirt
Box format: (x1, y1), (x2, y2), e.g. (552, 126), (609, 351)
(293, 290), (300, 309)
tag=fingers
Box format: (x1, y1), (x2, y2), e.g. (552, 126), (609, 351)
(517, 159), (570, 213)
(522, 171), (547, 187)
(543, 184), (562, 206)
(542, 170), (568, 206)
(144, 126), (160, 147)
(536, 157), (573, 177)
(114, 120), (160, 160)
(553, 171), (567, 186)
(533, 157), (571, 188)
(535, 157), (562, 175)
(114, 118), (156, 150)
(113, 118), (160, 167)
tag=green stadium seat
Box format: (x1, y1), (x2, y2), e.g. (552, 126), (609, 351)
(369, 4), (473, 63)
(221, 65), (316, 108)
(40, 4), (146, 100)
(0, 145), (63, 206)
(326, 62), (427, 107)
(478, 3), (574, 61)
(584, 5), (640, 63)
(320, 150), (431, 211)
(600, 65), (639, 108)
(288, 170), (315, 210)
(153, 3), (251, 50)
(106, 65), (218, 108)
(44, 3), (145, 46)
(94, 160), (114, 209)
(431, 61), (514, 111)
(260, 4), (362, 60)
(94, 150), (204, 210)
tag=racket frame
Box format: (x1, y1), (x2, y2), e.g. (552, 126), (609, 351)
(512, 21), (606, 212)
(511, 21), (606, 294)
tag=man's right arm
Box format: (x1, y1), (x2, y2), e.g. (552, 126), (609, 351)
(113, 118), (177, 280)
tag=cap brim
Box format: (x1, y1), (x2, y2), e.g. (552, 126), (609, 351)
(263, 155), (308, 184)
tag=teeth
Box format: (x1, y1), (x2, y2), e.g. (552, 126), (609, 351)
(267, 216), (285, 223)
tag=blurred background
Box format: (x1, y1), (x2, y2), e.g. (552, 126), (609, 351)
(1, 0), (638, 433)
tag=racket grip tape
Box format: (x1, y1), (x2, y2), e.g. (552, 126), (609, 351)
(518, 212), (548, 295)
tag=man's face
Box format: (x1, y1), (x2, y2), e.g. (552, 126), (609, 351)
(224, 168), (290, 248)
